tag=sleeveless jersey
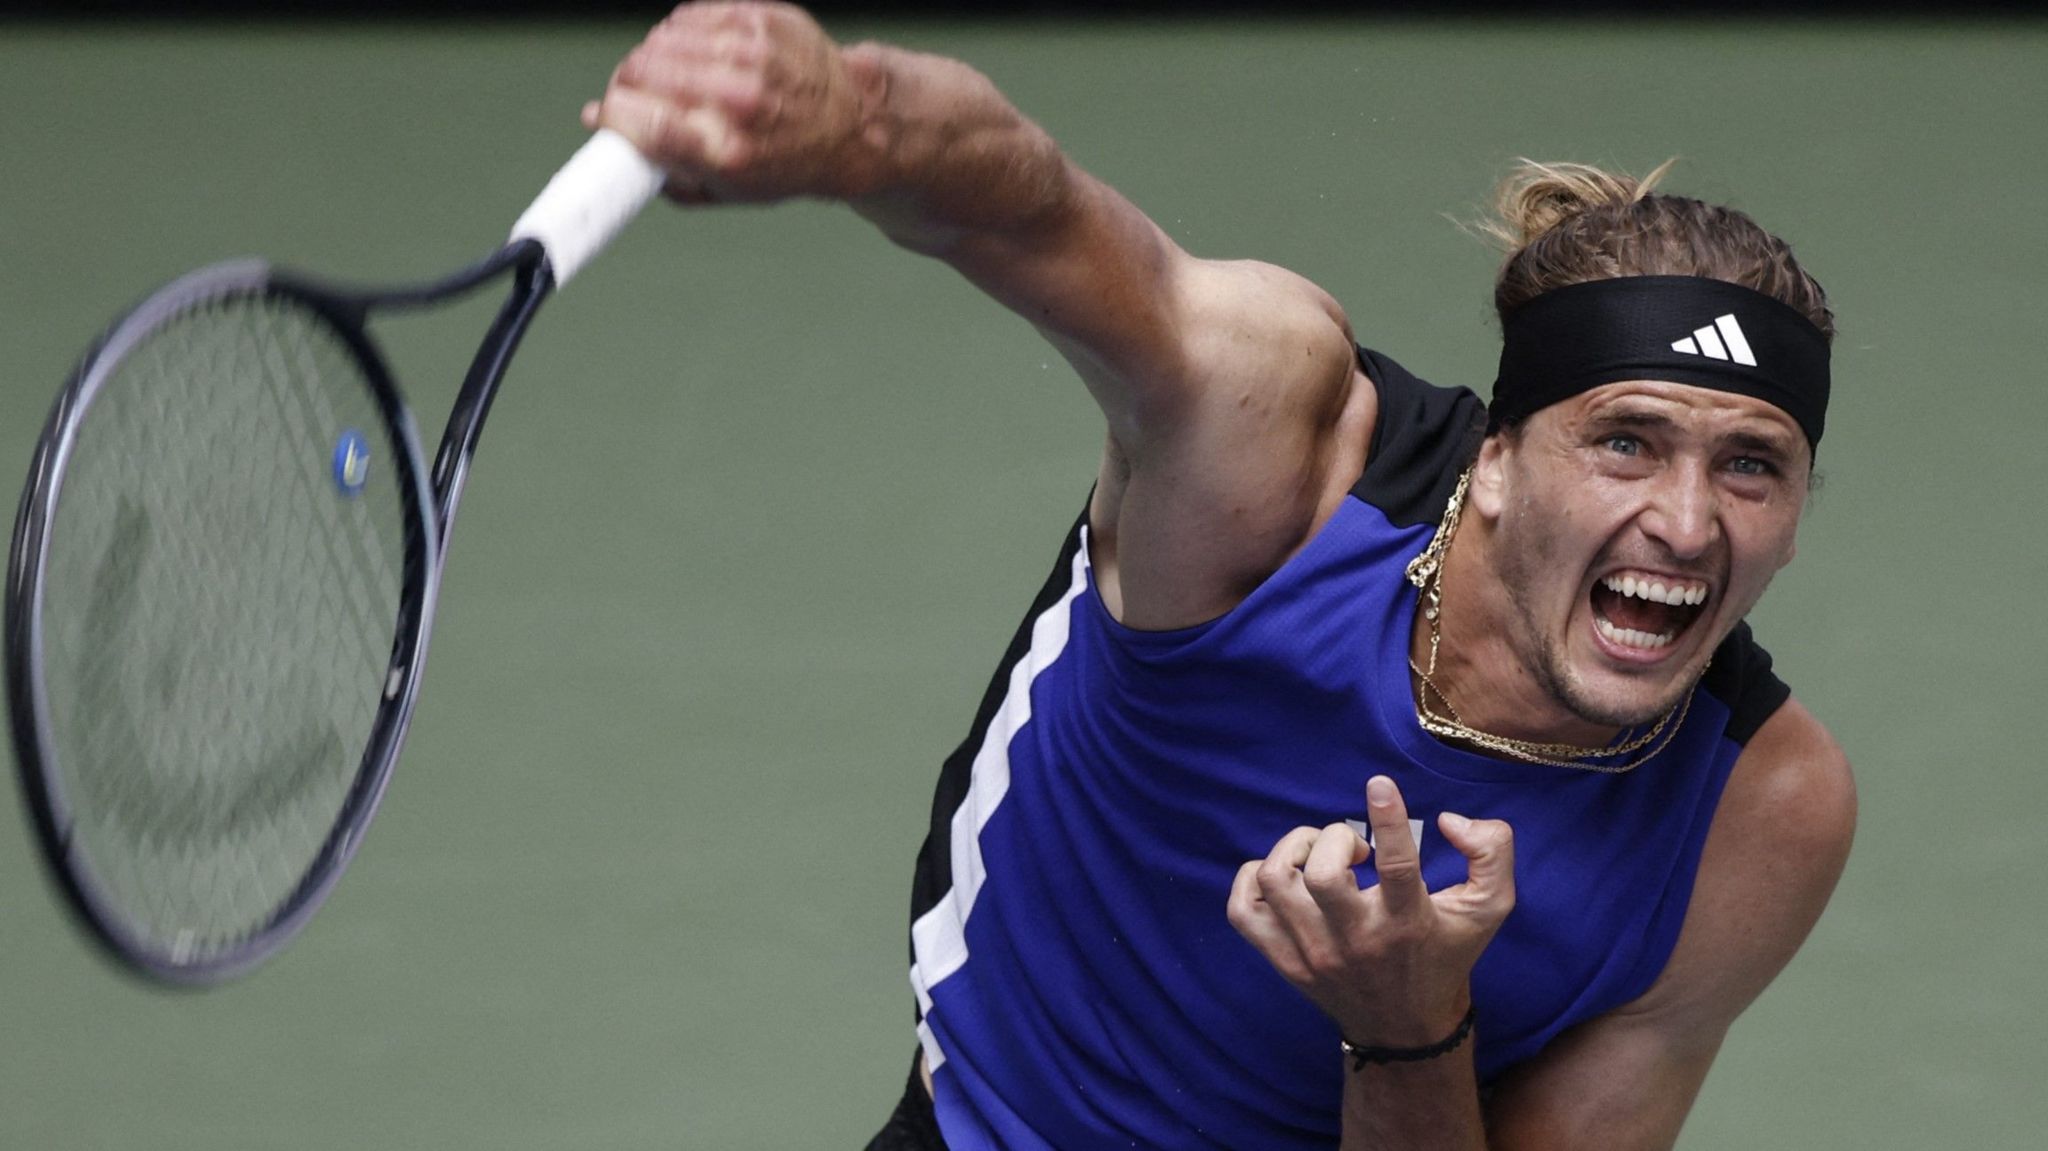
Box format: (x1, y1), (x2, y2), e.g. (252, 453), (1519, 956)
(902, 348), (1789, 1150)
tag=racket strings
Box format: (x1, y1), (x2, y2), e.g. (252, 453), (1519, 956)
(41, 292), (410, 958)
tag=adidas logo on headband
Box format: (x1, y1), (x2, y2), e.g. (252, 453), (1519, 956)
(1492, 277), (1830, 448)
(1670, 314), (1757, 367)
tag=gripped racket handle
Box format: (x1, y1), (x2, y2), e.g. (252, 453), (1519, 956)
(509, 129), (667, 287)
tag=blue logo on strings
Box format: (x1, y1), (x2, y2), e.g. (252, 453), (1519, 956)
(333, 430), (370, 496)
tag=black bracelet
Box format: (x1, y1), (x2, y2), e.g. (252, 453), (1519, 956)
(1339, 1006), (1478, 1071)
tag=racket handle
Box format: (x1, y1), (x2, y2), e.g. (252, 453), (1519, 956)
(510, 129), (666, 288)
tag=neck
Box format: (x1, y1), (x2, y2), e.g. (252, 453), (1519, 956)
(1411, 524), (1624, 750)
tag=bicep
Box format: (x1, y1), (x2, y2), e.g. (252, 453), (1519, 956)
(885, 99), (1369, 625)
(941, 165), (1358, 449)
(954, 176), (1368, 626)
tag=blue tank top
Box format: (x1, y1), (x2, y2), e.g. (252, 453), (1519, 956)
(903, 349), (1787, 1150)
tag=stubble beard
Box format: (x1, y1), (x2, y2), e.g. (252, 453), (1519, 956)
(1494, 524), (1701, 733)
(1523, 612), (1697, 730)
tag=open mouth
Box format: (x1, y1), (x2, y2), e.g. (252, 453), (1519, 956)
(1590, 572), (1710, 653)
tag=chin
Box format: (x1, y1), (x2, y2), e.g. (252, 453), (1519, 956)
(1548, 654), (1705, 731)
(1566, 683), (1691, 730)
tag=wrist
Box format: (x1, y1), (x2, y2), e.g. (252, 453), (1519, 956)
(1340, 1005), (1477, 1072)
(831, 41), (897, 202)
(1335, 988), (1473, 1050)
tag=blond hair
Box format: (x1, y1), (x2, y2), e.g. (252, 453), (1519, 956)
(1479, 159), (1834, 343)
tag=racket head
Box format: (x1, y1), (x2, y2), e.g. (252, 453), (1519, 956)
(7, 260), (439, 985)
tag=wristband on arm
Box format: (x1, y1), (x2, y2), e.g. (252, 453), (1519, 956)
(1339, 1006), (1478, 1072)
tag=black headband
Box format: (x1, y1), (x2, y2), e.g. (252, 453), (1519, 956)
(1490, 275), (1831, 449)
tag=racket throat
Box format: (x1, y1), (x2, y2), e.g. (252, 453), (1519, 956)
(428, 262), (553, 556)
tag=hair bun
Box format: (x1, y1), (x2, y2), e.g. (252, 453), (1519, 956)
(1477, 158), (1833, 343)
(1480, 159), (1668, 249)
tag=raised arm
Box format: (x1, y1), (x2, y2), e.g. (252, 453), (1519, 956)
(591, 2), (1372, 628)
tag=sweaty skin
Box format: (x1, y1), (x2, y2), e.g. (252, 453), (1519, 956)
(1435, 380), (1809, 746)
(593, 6), (1856, 1148)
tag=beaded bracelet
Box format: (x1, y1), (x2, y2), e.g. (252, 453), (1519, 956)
(1339, 1006), (1478, 1072)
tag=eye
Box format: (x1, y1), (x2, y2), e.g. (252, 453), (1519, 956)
(1602, 434), (1642, 456)
(1728, 456), (1776, 477)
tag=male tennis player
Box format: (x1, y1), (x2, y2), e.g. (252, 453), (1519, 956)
(589, 4), (1856, 1148)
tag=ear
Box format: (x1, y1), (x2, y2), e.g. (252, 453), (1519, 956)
(1467, 431), (1514, 522)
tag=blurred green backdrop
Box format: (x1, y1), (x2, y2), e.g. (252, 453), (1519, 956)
(2, 13), (2043, 1150)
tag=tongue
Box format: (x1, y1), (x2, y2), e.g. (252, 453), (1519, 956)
(1593, 586), (1689, 634)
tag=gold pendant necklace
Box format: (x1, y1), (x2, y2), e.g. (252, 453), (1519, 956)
(1402, 469), (1692, 774)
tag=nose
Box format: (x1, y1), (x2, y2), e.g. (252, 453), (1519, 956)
(1639, 463), (1718, 560)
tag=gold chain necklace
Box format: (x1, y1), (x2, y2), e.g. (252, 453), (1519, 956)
(1401, 469), (1693, 774)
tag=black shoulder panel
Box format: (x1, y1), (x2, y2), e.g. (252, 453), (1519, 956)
(1700, 620), (1791, 745)
(1349, 345), (1489, 529)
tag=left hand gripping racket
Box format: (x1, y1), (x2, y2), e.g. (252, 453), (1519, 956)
(7, 130), (666, 985)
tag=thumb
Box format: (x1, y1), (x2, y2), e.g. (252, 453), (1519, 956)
(1438, 811), (1516, 910)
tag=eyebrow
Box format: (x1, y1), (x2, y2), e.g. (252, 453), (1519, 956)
(1724, 429), (1798, 459)
(1585, 408), (1798, 459)
(1585, 409), (1681, 435)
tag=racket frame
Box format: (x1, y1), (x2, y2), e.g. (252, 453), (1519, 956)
(7, 241), (553, 985)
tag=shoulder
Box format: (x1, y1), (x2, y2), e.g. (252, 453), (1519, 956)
(1087, 257), (1376, 628)
(1626, 696), (1856, 1035)
(1347, 345), (1487, 528)
(1160, 257), (1357, 411)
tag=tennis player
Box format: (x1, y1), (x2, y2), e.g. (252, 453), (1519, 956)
(589, 5), (1856, 1148)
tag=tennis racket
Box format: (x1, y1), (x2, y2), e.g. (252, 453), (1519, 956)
(6, 129), (667, 986)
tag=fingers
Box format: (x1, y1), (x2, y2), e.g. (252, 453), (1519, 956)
(1228, 823), (1370, 986)
(617, 45), (780, 127)
(1438, 810), (1517, 918)
(1230, 792), (1517, 1038)
(599, 85), (742, 174)
(1301, 820), (1370, 930)
(1250, 825), (1321, 913)
(584, 1), (856, 204)
(1227, 857), (1299, 967)
(1362, 775), (1426, 917)
(586, 80), (710, 199)
(587, 3), (765, 169)
(1228, 843), (1317, 981)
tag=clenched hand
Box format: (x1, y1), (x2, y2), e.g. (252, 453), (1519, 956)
(582, 1), (881, 204)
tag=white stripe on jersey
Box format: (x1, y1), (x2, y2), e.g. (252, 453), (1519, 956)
(909, 532), (1092, 1073)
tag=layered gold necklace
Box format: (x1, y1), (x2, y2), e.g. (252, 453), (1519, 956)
(1402, 469), (1693, 774)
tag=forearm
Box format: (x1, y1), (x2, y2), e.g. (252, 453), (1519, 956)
(598, 3), (1347, 480)
(1342, 1048), (1490, 1151)
(840, 41), (1183, 391)
(840, 43), (1070, 253)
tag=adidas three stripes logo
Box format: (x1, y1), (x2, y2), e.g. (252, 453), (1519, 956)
(1670, 313), (1757, 367)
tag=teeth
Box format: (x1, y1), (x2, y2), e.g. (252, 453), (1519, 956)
(1601, 573), (1708, 607)
(1596, 616), (1674, 650)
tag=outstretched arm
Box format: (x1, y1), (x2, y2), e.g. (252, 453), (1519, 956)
(591, 2), (1372, 629)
